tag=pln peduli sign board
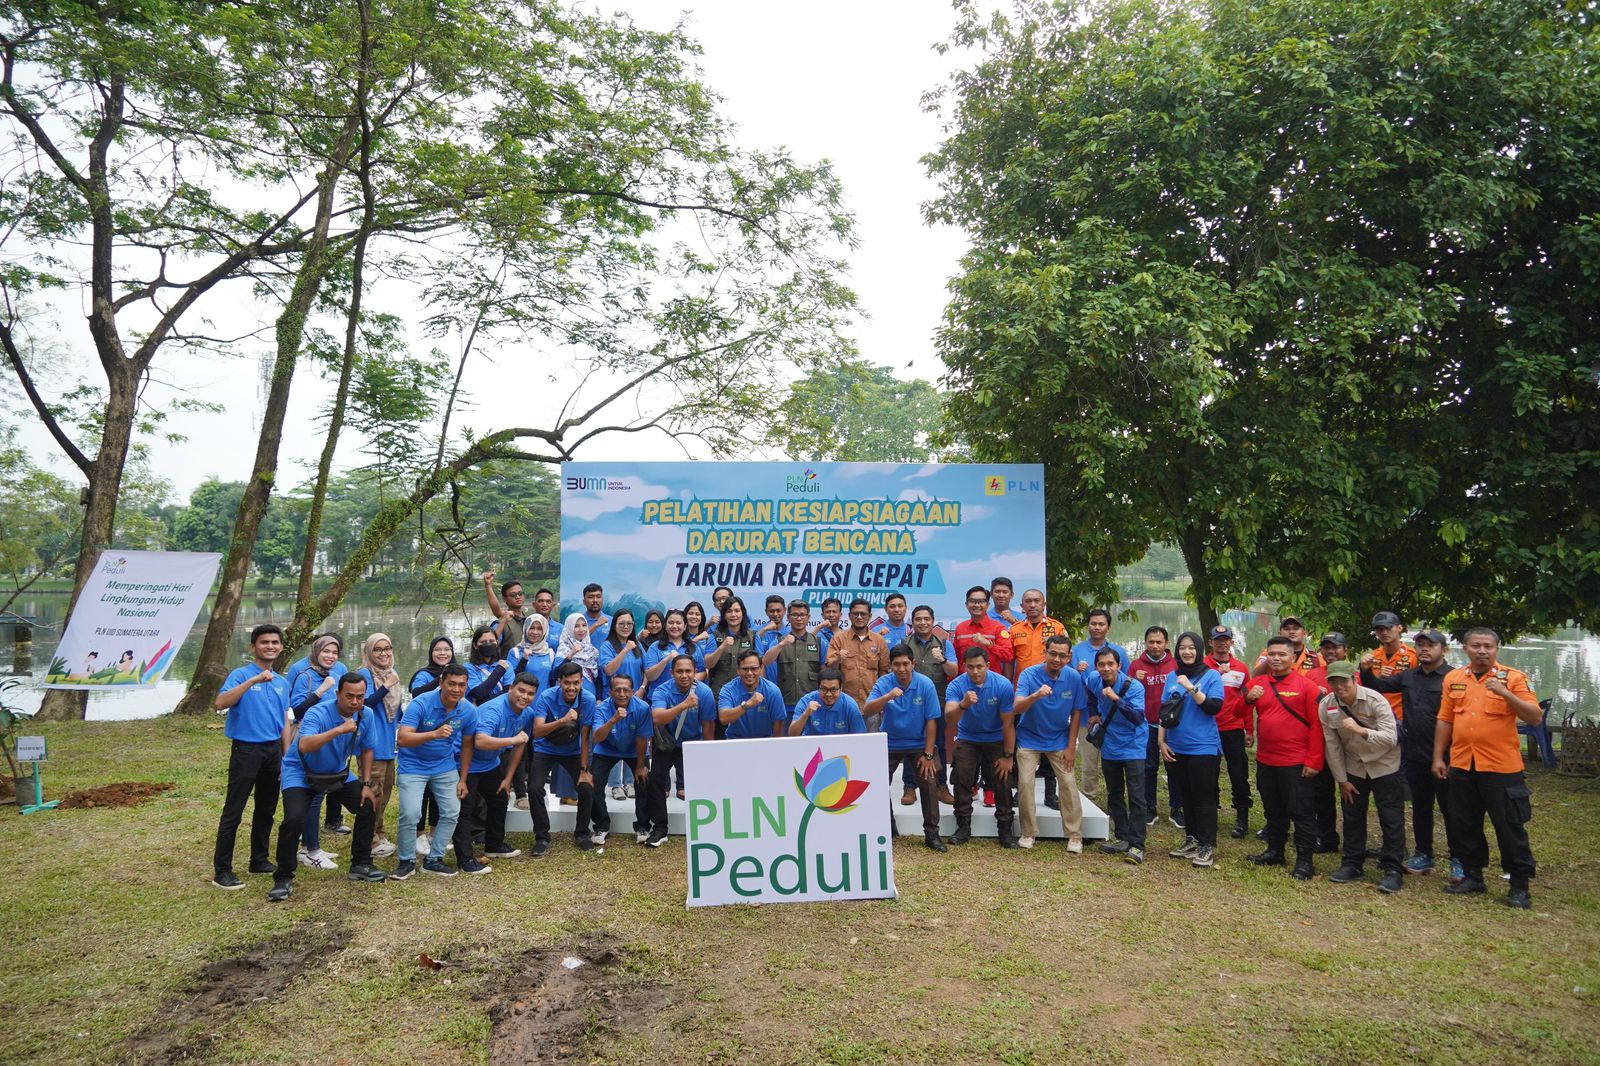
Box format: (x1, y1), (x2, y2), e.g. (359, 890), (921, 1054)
(44, 550), (222, 690)
(682, 733), (896, 907)
(558, 461), (1045, 627)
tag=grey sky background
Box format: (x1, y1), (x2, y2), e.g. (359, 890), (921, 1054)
(15, 1), (975, 499)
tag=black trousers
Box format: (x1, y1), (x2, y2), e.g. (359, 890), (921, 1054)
(213, 739), (282, 876)
(452, 768), (510, 857)
(1404, 758), (1455, 859)
(1144, 729), (1184, 818)
(888, 750), (940, 834)
(526, 751), (590, 841)
(1447, 767), (1536, 887)
(1312, 767), (1338, 844)
(584, 753), (648, 835)
(276, 782), (374, 881)
(1258, 762), (1317, 856)
(901, 728), (950, 789)
(1219, 728), (1252, 814)
(951, 739), (1014, 829)
(1103, 758), (1147, 850)
(1173, 752), (1220, 847)
(645, 743), (679, 835)
(1341, 771), (1407, 873)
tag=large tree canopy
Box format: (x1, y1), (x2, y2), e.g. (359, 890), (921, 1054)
(925, 0), (1599, 637)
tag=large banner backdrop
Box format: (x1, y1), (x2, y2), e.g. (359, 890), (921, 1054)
(44, 550), (221, 690)
(683, 733), (896, 907)
(559, 461), (1045, 625)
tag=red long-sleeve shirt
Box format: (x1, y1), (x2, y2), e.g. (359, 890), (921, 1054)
(953, 617), (1013, 670)
(1206, 654), (1252, 735)
(1251, 671), (1325, 769)
(1129, 651), (1175, 725)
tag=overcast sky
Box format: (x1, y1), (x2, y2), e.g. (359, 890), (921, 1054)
(16, 1), (976, 499)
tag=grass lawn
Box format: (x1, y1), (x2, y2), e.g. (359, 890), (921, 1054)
(3, 717), (1598, 1065)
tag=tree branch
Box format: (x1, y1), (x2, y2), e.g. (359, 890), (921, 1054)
(0, 314), (92, 474)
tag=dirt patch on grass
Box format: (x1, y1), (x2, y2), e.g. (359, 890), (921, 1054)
(125, 920), (350, 1064)
(482, 938), (673, 1064)
(57, 781), (175, 809)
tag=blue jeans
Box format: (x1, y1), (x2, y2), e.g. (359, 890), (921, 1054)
(397, 771), (461, 862)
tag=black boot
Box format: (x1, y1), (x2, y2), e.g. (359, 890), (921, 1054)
(1248, 848), (1285, 866)
(1291, 854), (1315, 881)
(949, 820), (972, 846)
(1230, 812), (1249, 839)
(924, 831), (948, 853)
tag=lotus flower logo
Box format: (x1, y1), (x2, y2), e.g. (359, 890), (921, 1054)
(795, 748), (869, 814)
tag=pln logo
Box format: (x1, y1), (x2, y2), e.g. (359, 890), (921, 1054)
(984, 473), (1041, 496)
(785, 467), (821, 494)
(99, 556), (128, 575)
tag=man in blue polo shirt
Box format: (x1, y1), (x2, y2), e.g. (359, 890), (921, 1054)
(1014, 635), (1089, 852)
(514, 661), (598, 856)
(788, 667), (866, 737)
(212, 624), (293, 890)
(1071, 608), (1128, 803)
(866, 644), (945, 852)
(1089, 646), (1151, 862)
(873, 593), (911, 648)
(451, 673), (535, 870)
(394, 663), (471, 879)
(644, 655), (716, 846)
(718, 650), (789, 739)
(581, 673), (654, 846)
(945, 646), (1018, 847)
(268, 673), (387, 901)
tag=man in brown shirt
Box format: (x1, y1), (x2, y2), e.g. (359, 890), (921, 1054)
(825, 598), (891, 725)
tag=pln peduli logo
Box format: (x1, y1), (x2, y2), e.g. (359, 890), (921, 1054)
(99, 555), (129, 575)
(786, 466), (821, 494)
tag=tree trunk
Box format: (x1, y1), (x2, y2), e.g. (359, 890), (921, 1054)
(173, 134), (355, 715)
(34, 362), (139, 721)
(1177, 524), (1220, 638)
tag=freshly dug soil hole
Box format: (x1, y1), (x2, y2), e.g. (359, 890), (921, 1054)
(124, 920), (350, 1064)
(58, 781), (176, 809)
(486, 939), (673, 1064)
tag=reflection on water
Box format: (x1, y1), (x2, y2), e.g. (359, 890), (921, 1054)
(2, 595), (1596, 723)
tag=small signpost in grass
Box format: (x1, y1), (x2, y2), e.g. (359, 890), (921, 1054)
(16, 736), (58, 815)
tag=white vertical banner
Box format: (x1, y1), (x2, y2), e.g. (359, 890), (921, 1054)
(682, 733), (897, 908)
(44, 550), (221, 690)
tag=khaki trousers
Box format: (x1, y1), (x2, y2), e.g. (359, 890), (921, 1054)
(1017, 748), (1083, 839)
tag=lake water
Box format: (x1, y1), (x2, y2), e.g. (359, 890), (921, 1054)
(3, 594), (1597, 723)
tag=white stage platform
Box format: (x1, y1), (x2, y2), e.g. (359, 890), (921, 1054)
(503, 779), (1109, 840)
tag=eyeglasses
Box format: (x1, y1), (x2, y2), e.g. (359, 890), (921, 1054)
(372, 645), (393, 653)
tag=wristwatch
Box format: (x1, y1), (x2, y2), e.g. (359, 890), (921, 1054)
(1002, 750), (1015, 759)
(922, 750), (936, 760)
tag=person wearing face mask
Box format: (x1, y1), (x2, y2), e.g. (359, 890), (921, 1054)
(466, 624), (512, 705)
(1158, 633), (1226, 869)
(288, 633), (349, 867)
(353, 633), (404, 859)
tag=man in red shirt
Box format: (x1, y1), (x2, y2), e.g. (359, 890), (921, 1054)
(1245, 635), (1326, 880)
(952, 586), (1014, 807)
(1206, 625), (1253, 839)
(1129, 625), (1182, 830)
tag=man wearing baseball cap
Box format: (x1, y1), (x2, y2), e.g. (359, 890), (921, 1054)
(1361, 629), (1458, 878)
(1252, 617), (1324, 679)
(1205, 625), (1253, 838)
(1318, 661), (1405, 893)
(1365, 612), (1419, 722)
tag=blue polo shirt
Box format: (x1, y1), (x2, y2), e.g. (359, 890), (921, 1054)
(351, 667), (399, 761)
(466, 660), (508, 702)
(1072, 638), (1130, 678)
(464, 693), (524, 774)
(398, 691), (472, 775)
(792, 691), (866, 736)
(1161, 671), (1225, 755)
(597, 640), (645, 693)
(506, 647), (554, 689)
(643, 642), (704, 700)
(588, 695), (653, 760)
(1015, 664), (1089, 751)
(946, 672), (1015, 743)
(521, 685), (597, 757)
(282, 701), (375, 790)
(651, 680), (716, 743)
(717, 677), (788, 739)
(754, 622), (791, 683)
(219, 665), (290, 743)
(289, 661), (348, 709)
(873, 621), (911, 649)
(868, 671), (940, 751)
(1090, 672), (1148, 762)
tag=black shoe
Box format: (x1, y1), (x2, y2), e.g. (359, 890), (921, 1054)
(576, 835), (595, 853)
(949, 823), (971, 846)
(1248, 849), (1285, 867)
(422, 858), (457, 877)
(1230, 818), (1248, 839)
(1098, 840), (1130, 854)
(1328, 864), (1364, 884)
(247, 860), (277, 875)
(646, 831), (668, 848)
(1043, 796), (1060, 811)
(347, 863), (387, 883)
(1507, 887), (1532, 910)
(212, 871), (244, 890)
(267, 880), (292, 902)
(1445, 876), (1488, 895)
(999, 833), (1021, 849)
(390, 859), (416, 881)
(1378, 870), (1403, 894)
(1291, 856), (1314, 881)
(531, 840), (551, 858)
(924, 831), (947, 853)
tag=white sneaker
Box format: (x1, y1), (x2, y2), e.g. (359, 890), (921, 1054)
(371, 839), (396, 858)
(635, 831), (650, 844)
(304, 849), (339, 870)
(1018, 836), (1035, 850)
(1068, 836), (1084, 854)
(624, 783), (635, 798)
(610, 785), (626, 800)
(594, 831), (608, 846)
(416, 833), (432, 855)
(297, 846), (315, 868)
(514, 797), (529, 811)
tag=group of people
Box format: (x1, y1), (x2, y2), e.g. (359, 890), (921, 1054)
(210, 575), (1544, 910)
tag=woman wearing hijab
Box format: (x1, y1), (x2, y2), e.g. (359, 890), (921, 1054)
(407, 636), (456, 850)
(354, 633), (404, 859)
(1159, 631), (1226, 869)
(507, 614), (556, 690)
(554, 613), (602, 696)
(288, 633), (348, 866)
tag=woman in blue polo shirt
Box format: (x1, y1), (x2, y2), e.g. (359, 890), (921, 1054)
(1159, 632), (1225, 869)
